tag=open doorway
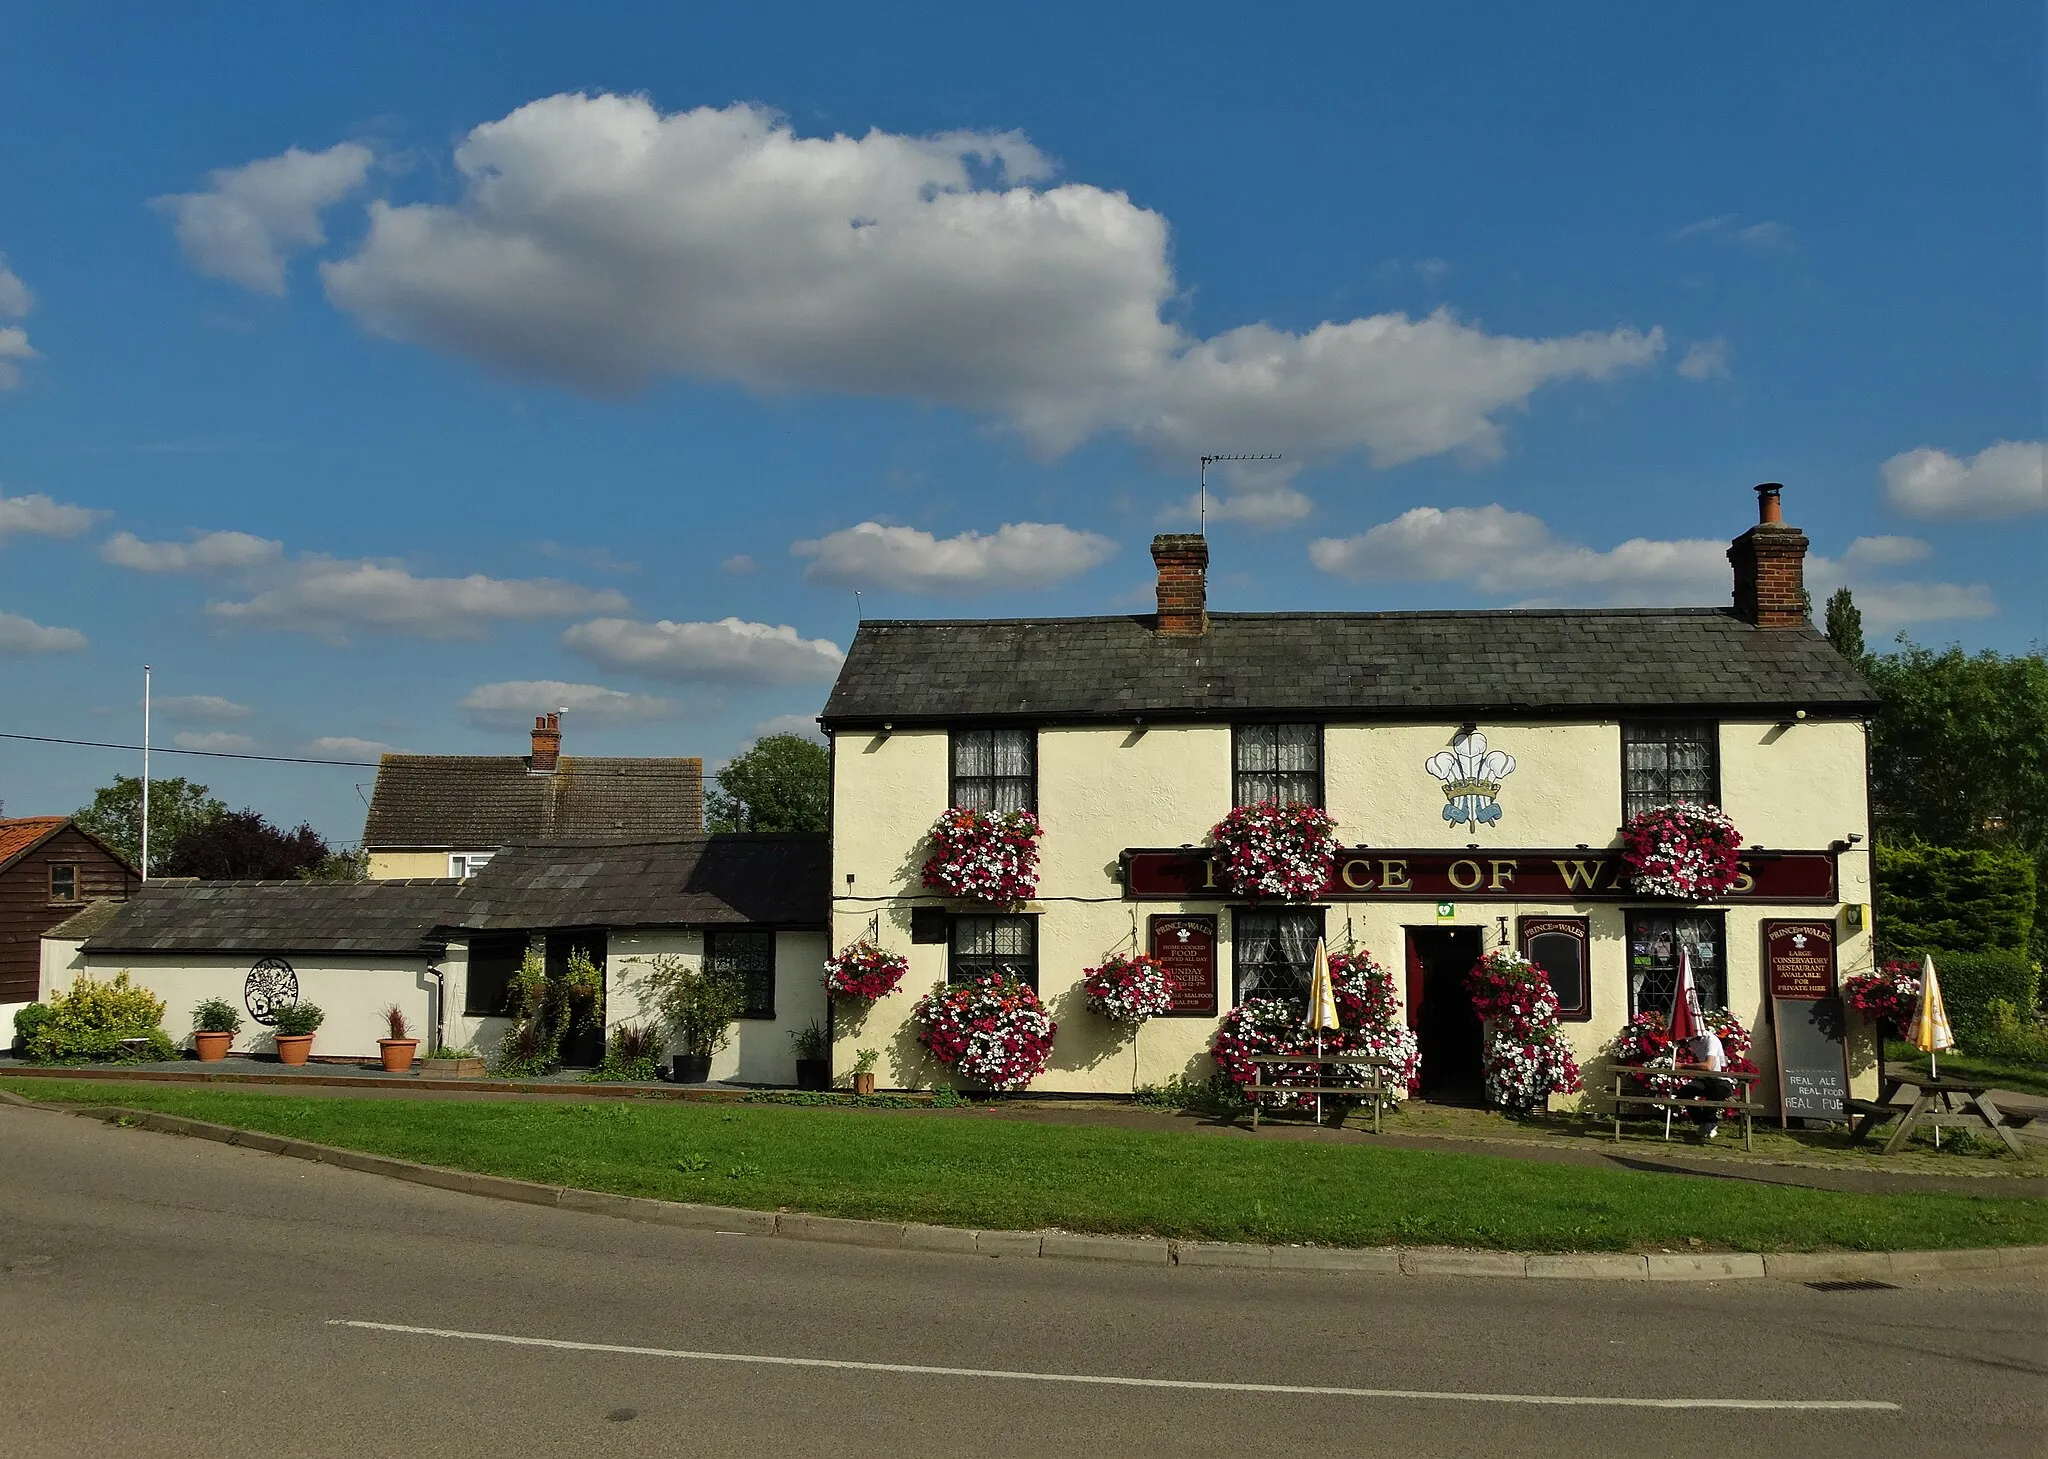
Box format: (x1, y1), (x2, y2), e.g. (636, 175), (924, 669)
(1406, 926), (1484, 1102)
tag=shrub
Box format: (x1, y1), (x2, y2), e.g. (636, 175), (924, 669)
(1971, 999), (2048, 1065)
(492, 947), (564, 1077)
(13, 1002), (52, 1050)
(787, 1020), (829, 1061)
(1929, 949), (2040, 1041)
(191, 998), (243, 1035)
(644, 955), (746, 1058)
(270, 1002), (325, 1036)
(381, 1004), (410, 1041)
(1876, 840), (2036, 957)
(24, 972), (176, 1063)
(581, 1023), (663, 1083)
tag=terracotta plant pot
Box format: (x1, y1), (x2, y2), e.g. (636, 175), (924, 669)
(378, 1038), (419, 1073)
(192, 1031), (234, 1062)
(274, 1034), (314, 1066)
(852, 1071), (876, 1096)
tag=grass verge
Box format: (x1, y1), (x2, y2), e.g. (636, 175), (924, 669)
(7, 1078), (2045, 1255)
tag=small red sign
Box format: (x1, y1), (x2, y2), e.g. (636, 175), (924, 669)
(1765, 919), (1837, 1000)
(1149, 914), (1218, 1015)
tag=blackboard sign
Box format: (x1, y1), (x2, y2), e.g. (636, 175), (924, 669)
(1771, 995), (1849, 1125)
(1149, 915), (1217, 1015)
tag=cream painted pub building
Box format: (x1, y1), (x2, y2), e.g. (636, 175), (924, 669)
(820, 486), (1881, 1109)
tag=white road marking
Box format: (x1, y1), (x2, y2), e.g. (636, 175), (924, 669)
(328, 1320), (1900, 1412)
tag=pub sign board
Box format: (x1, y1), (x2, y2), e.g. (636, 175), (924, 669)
(1121, 847), (1838, 904)
(1148, 914), (1218, 1016)
(1764, 920), (1837, 999)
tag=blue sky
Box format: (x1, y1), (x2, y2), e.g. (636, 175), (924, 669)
(2, 2), (2042, 847)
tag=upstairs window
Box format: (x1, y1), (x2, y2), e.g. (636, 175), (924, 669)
(449, 852), (494, 879)
(951, 729), (1036, 815)
(1622, 721), (1719, 821)
(48, 864), (79, 902)
(707, 929), (777, 1020)
(949, 914), (1037, 992)
(1233, 724), (1322, 808)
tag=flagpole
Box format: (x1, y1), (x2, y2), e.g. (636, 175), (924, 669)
(140, 665), (151, 881)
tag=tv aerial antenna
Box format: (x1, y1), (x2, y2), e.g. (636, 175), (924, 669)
(1198, 453), (1283, 536)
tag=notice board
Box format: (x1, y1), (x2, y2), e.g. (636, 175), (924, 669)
(1764, 920), (1848, 1125)
(1149, 915), (1217, 1015)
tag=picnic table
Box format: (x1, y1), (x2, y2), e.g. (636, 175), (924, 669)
(1848, 1068), (2038, 1157)
(1608, 1065), (1765, 1152)
(1247, 1053), (1396, 1133)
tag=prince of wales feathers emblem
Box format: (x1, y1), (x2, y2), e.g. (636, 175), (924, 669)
(1425, 732), (1516, 828)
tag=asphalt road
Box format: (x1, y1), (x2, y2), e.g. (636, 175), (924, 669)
(1, 1104), (2042, 1458)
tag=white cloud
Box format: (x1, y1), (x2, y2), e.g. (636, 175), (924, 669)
(100, 529), (284, 573)
(1166, 485), (1314, 529)
(721, 554), (756, 574)
(1309, 504), (1729, 603)
(306, 735), (398, 758)
(1881, 441), (2045, 519)
(750, 713), (825, 743)
(171, 731), (257, 753)
(1841, 535), (1931, 568)
(0, 610), (87, 655)
(155, 694), (253, 721)
(304, 93), (1660, 468)
(0, 492), (101, 542)
(459, 679), (677, 729)
(792, 520), (1116, 594)
(0, 258), (32, 317)
(206, 559), (630, 642)
(1838, 580), (1996, 629)
(155, 142), (374, 294)
(1676, 337), (1731, 381)
(1677, 215), (1795, 250)
(563, 616), (844, 686)
(1413, 257), (1451, 283)
(0, 326), (36, 390)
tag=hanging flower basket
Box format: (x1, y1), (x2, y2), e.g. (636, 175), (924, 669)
(1208, 803), (1339, 902)
(821, 940), (909, 1002)
(1607, 1007), (1759, 1113)
(1329, 949), (1420, 1094)
(1842, 963), (1919, 1040)
(1620, 803), (1743, 901)
(1081, 953), (1173, 1026)
(1465, 948), (1582, 1114)
(1210, 999), (1374, 1113)
(911, 972), (1057, 1091)
(921, 808), (1042, 904)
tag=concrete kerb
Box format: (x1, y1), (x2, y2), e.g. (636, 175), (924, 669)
(18, 1092), (2048, 1284)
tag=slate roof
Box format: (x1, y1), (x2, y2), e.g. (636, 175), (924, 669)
(79, 879), (469, 956)
(43, 899), (129, 941)
(362, 755), (704, 848)
(820, 609), (1877, 725)
(450, 836), (830, 933)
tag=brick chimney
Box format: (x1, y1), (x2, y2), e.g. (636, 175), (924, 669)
(1151, 533), (1210, 635)
(529, 712), (561, 772)
(1727, 483), (1810, 628)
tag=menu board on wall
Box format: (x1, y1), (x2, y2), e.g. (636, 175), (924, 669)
(1764, 919), (1848, 1125)
(1149, 915), (1218, 1016)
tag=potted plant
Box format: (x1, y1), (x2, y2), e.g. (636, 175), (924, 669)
(269, 1002), (324, 1066)
(419, 1044), (487, 1078)
(190, 998), (242, 1061)
(851, 1047), (880, 1096)
(645, 955), (744, 1084)
(377, 1003), (419, 1073)
(789, 1020), (830, 1091)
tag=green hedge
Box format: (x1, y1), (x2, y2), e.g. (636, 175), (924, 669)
(1925, 949), (2041, 1040)
(1875, 840), (2036, 956)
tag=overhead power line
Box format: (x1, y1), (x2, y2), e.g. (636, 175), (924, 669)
(0, 731), (381, 768)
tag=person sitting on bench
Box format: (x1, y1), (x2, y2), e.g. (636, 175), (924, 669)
(1681, 1028), (1736, 1141)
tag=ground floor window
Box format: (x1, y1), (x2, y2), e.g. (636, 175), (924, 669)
(1625, 910), (1727, 1017)
(464, 932), (529, 1016)
(950, 914), (1037, 991)
(1231, 907), (1324, 1005)
(1520, 916), (1591, 1021)
(707, 929), (776, 1019)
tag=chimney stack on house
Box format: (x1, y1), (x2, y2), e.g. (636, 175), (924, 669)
(1151, 533), (1210, 635)
(529, 712), (561, 772)
(1728, 483), (1810, 628)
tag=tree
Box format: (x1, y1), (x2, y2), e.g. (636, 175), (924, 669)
(73, 775), (226, 875)
(297, 847), (369, 882)
(707, 733), (829, 833)
(160, 808), (331, 880)
(1823, 586), (1865, 663)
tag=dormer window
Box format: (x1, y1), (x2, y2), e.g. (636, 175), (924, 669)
(1233, 724), (1321, 808)
(951, 729), (1035, 814)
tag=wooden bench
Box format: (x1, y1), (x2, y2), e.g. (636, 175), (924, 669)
(1848, 1069), (2034, 1157)
(1609, 1066), (1765, 1152)
(1248, 1054), (1396, 1133)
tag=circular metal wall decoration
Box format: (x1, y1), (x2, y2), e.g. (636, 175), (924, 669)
(244, 958), (300, 1026)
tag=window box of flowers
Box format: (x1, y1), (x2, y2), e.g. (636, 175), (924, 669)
(921, 807), (1042, 905)
(1465, 949), (1581, 1115)
(1081, 953), (1173, 1028)
(1620, 803), (1743, 901)
(822, 940), (909, 1002)
(911, 971), (1056, 1091)
(1208, 803), (1338, 902)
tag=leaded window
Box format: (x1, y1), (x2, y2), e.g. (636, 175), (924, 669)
(949, 914), (1037, 992)
(1622, 721), (1719, 821)
(707, 929), (776, 1020)
(1231, 907), (1324, 1005)
(951, 728), (1036, 814)
(1625, 910), (1727, 1018)
(1233, 724), (1322, 808)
